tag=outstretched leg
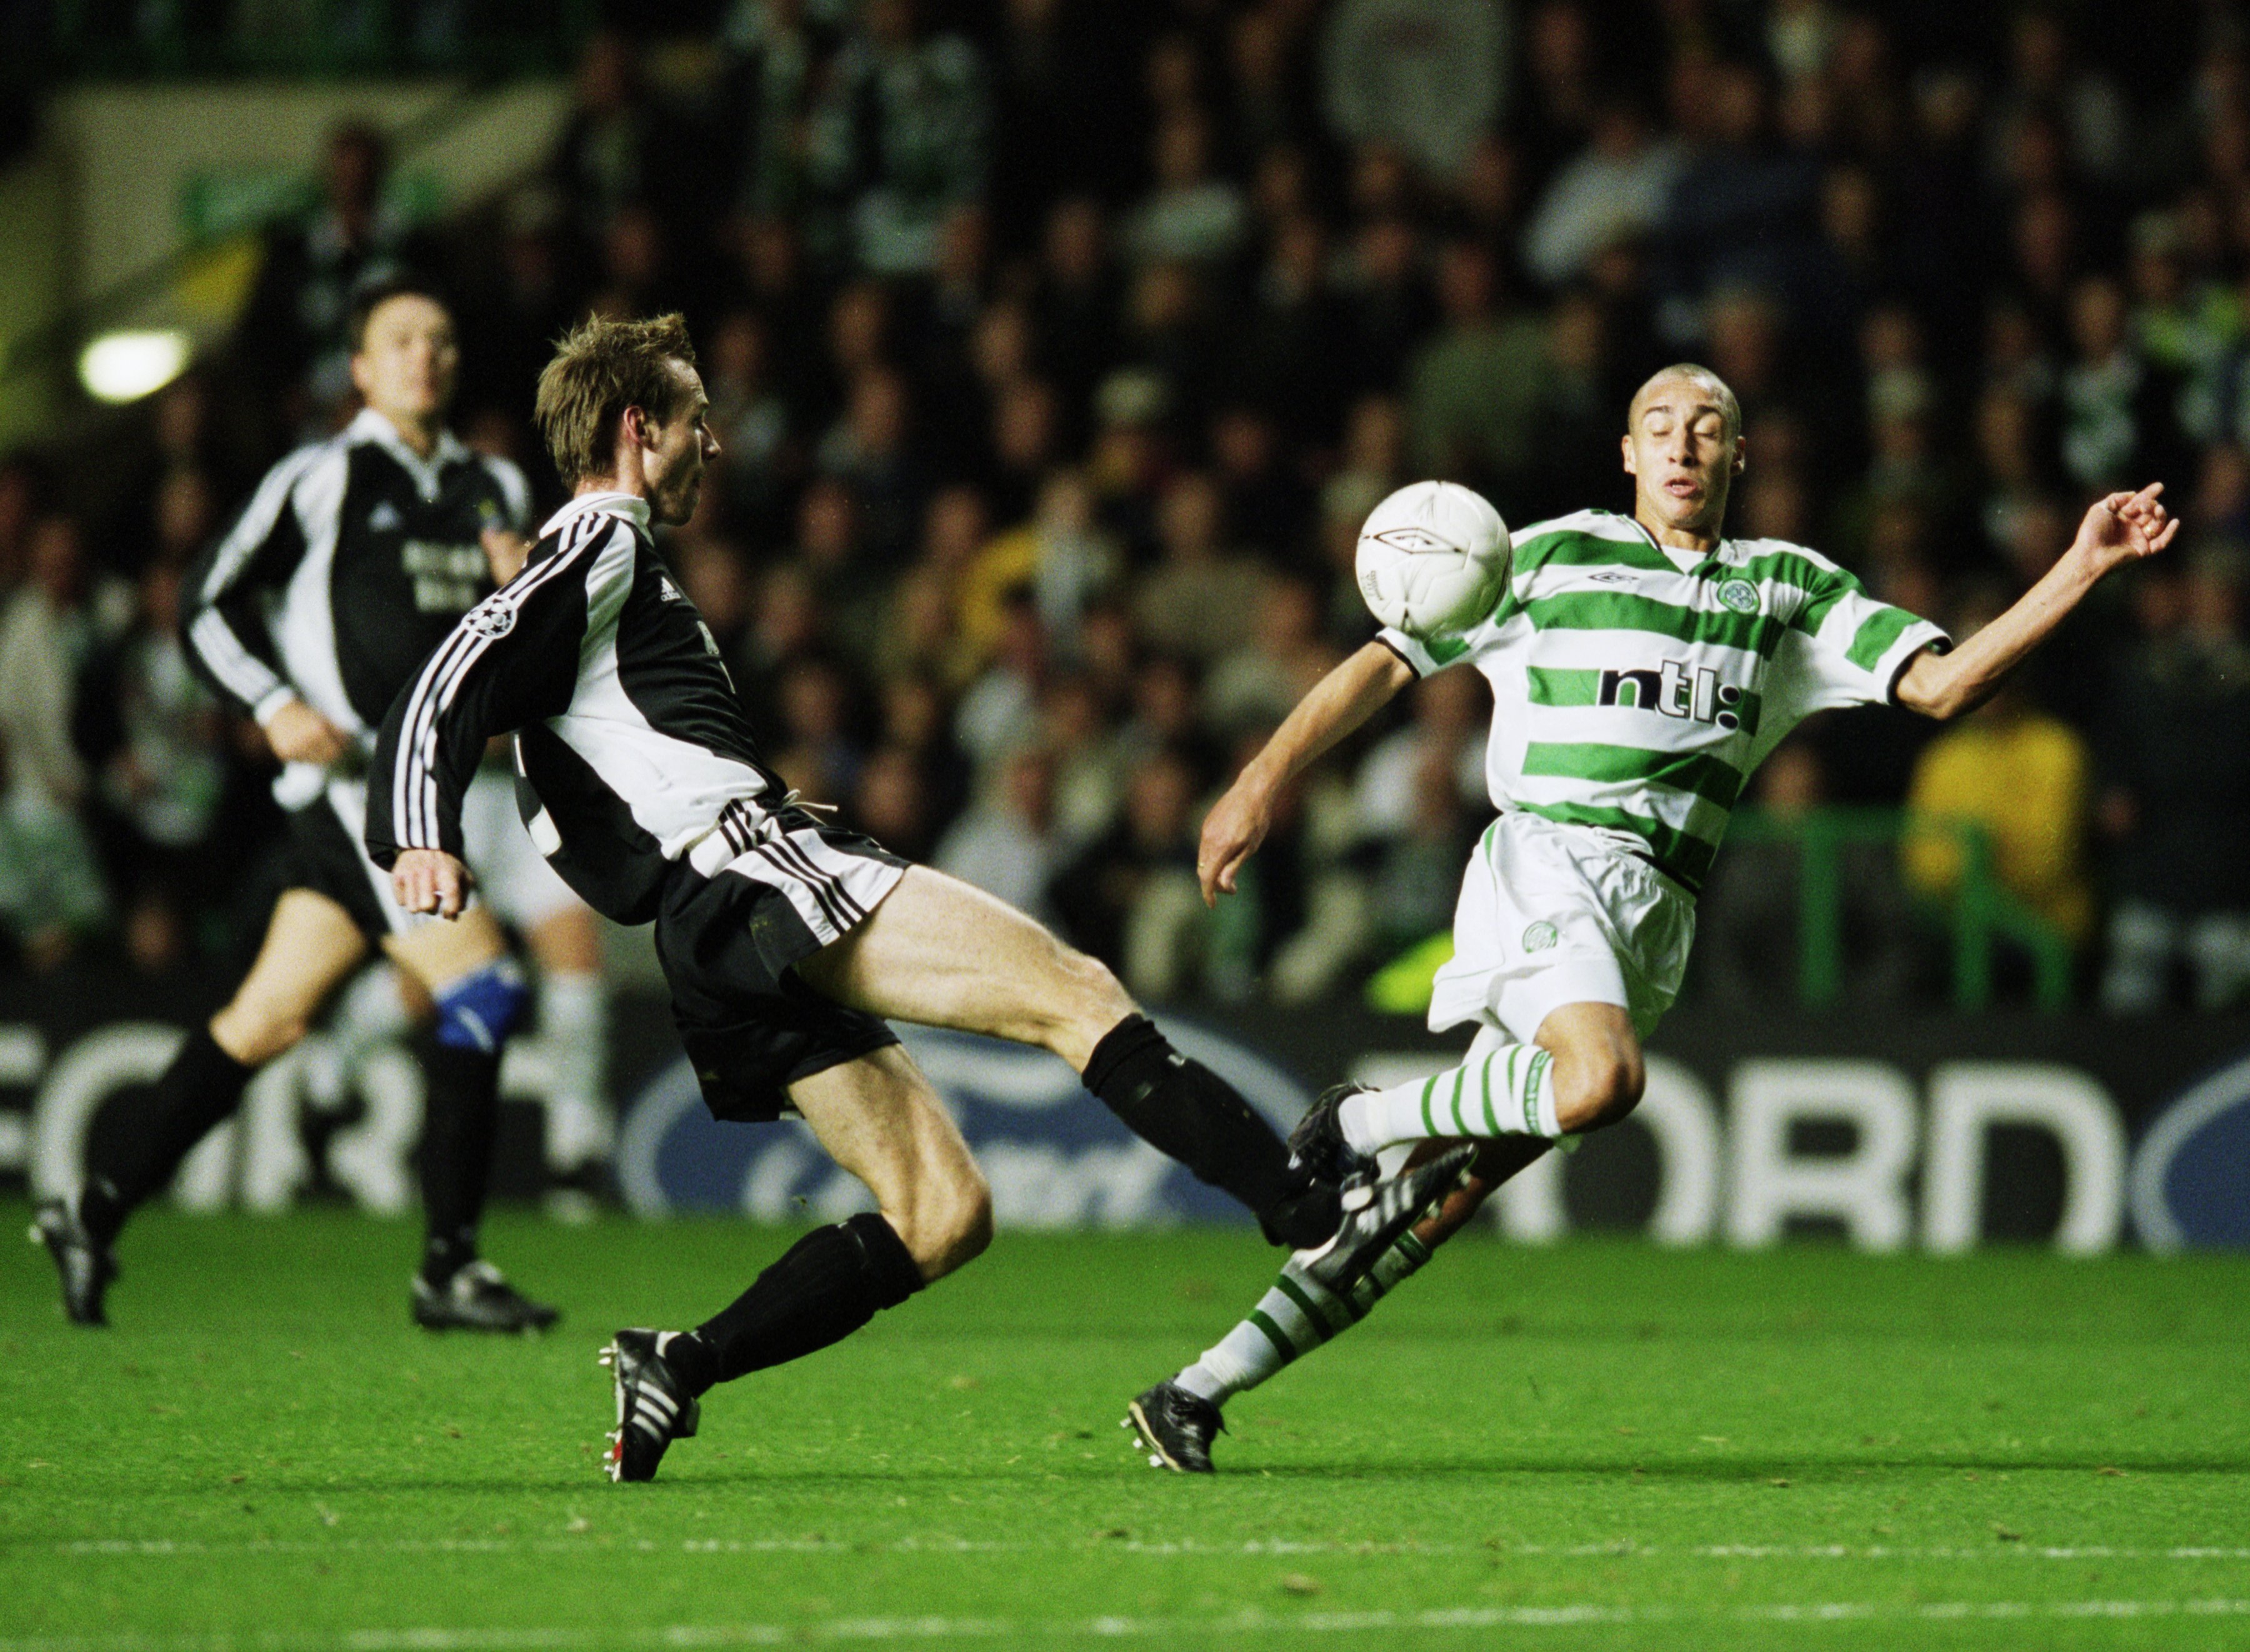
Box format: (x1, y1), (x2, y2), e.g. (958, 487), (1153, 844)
(1128, 1135), (1547, 1470)
(1127, 1002), (1637, 1470)
(795, 866), (1336, 1245)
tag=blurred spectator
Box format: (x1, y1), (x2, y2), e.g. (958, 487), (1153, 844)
(706, 309), (796, 539)
(808, 0), (989, 276)
(959, 469), (1119, 660)
(1902, 605), (2094, 948)
(722, 0), (827, 222)
(234, 121), (433, 429)
(81, 564), (228, 973)
(0, 516), (110, 970)
(1352, 666), (1486, 842)
(2098, 550), (2250, 1011)
(1524, 101), (1686, 292)
(1132, 473), (1269, 667)
(1408, 242), (1551, 497)
(1052, 745), (1203, 998)
(0, 728), (110, 973)
(2060, 274), (2188, 493)
(1321, 0), (1508, 179)
(1126, 107), (1247, 267)
(0, 515), (96, 812)
(549, 32), (701, 257)
(935, 742), (1061, 922)
(1205, 575), (1340, 742)
(819, 366), (922, 564)
(20, 0), (2250, 1011)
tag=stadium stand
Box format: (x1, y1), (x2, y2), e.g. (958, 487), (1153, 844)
(3, 0), (2247, 1016)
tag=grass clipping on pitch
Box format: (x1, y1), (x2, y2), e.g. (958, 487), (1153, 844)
(4, 1207), (2248, 1650)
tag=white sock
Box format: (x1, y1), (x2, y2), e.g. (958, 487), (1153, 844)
(1175, 1232), (1433, 1407)
(1339, 1042), (1561, 1151)
(539, 971), (612, 1169)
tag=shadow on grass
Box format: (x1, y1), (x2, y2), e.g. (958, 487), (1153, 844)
(207, 1449), (2250, 1497)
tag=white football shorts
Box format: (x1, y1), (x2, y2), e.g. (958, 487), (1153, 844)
(1429, 809), (1696, 1044)
(461, 765), (585, 932)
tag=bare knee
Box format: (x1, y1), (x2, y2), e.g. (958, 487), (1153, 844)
(208, 1004), (305, 1068)
(1037, 943), (1137, 1068)
(890, 1158), (992, 1283)
(1551, 1043), (1644, 1133)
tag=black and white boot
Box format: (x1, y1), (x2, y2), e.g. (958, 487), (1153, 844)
(599, 1329), (701, 1483)
(412, 1260), (561, 1333)
(1296, 1142), (1475, 1293)
(29, 1198), (117, 1327)
(1286, 1083), (1374, 1186)
(1124, 1380), (1224, 1473)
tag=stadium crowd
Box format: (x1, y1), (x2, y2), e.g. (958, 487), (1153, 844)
(3, 0), (2249, 1013)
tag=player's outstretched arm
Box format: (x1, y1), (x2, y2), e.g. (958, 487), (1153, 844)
(1895, 482), (2178, 721)
(1199, 640), (1416, 906)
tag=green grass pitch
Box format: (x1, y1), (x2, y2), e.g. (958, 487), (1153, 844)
(4, 1205), (2248, 1650)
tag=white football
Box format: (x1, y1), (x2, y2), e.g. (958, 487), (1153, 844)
(1354, 480), (1511, 637)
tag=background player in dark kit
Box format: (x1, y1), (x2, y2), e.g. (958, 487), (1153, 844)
(369, 313), (1465, 1480)
(33, 274), (556, 1334)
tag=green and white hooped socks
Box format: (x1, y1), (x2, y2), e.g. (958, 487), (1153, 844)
(1173, 1232), (1434, 1408)
(1339, 1042), (1562, 1152)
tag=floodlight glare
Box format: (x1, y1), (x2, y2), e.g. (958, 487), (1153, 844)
(79, 330), (192, 403)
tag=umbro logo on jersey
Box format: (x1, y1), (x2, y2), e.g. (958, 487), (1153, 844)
(369, 501), (404, 532)
(1599, 660), (1747, 730)
(1586, 571), (1635, 585)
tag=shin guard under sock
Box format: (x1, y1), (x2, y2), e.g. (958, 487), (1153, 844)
(418, 1042), (502, 1284)
(668, 1213), (924, 1395)
(1081, 1016), (1336, 1245)
(84, 1026), (257, 1240)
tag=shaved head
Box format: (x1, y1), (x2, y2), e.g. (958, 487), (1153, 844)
(1621, 363), (1745, 549)
(1629, 364), (1741, 442)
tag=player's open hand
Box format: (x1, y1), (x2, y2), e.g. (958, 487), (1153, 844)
(2072, 482), (2179, 577)
(1198, 776), (1273, 908)
(263, 698), (354, 766)
(392, 848), (474, 920)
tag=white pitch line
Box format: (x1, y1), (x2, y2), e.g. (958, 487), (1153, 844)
(32, 1537), (2250, 1563)
(3, 1601), (2250, 1651)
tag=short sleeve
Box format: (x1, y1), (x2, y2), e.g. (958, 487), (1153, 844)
(1778, 566), (1949, 709)
(1375, 624), (1478, 679)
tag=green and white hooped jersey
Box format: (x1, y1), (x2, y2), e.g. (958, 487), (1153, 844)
(1378, 509), (1949, 893)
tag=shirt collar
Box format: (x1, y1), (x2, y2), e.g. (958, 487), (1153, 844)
(1625, 514), (1715, 575)
(345, 406), (469, 495)
(541, 490), (652, 538)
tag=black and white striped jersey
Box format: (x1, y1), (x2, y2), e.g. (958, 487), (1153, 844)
(182, 407), (531, 807)
(366, 492), (792, 925)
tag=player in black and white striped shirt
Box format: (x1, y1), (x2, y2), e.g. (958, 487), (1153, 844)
(368, 314), (1468, 1481)
(32, 275), (558, 1334)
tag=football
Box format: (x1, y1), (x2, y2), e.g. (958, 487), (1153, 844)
(1353, 480), (1512, 638)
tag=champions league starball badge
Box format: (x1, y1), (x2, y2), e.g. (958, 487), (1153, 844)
(465, 600), (516, 639)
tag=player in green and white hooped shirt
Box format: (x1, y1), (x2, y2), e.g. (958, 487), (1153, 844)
(1122, 363), (2178, 1472)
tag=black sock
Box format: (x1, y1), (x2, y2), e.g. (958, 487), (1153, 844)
(1080, 1015), (1338, 1246)
(669, 1212), (924, 1395)
(84, 1026), (256, 1242)
(418, 1042), (502, 1285)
